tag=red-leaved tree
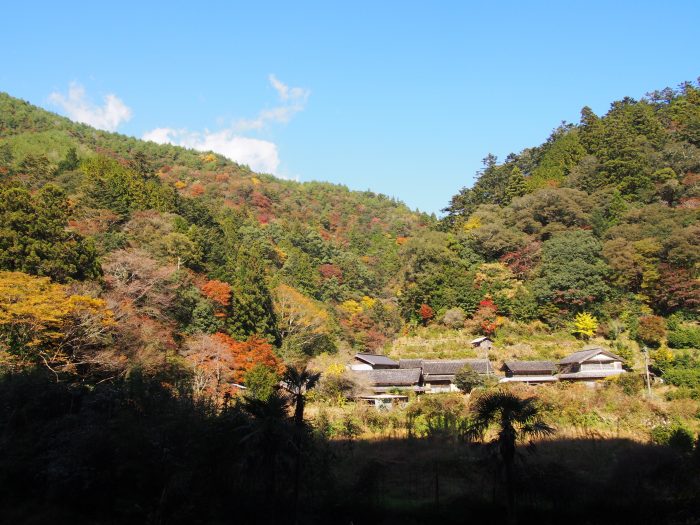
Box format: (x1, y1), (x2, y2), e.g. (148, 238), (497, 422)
(472, 299), (499, 336)
(418, 303), (434, 326)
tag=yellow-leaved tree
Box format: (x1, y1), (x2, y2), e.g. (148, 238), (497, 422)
(572, 311), (598, 340)
(0, 271), (114, 374)
(273, 284), (334, 358)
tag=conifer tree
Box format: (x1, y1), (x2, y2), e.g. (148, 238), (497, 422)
(224, 246), (280, 344)
(505, 166), (526, 203)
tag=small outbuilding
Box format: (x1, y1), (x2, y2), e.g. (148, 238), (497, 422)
(470, 336), (494, 350)
(357, 394), (409, 410)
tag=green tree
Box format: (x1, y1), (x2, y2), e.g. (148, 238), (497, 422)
(442, 154), (512, 225)
(223, 246), (280, 344)
(504, 166), (527, 203)
(244, 364), (281, 401)
(532, 230), (609, 314)
(0, 185), (100, 282)
(527, 129), (586, 190)
(454, 364), (484, 393)
(58, 146), (79, 172)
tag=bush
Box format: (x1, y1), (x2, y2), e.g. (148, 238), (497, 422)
(243, 364), (280, 401)
(662, 367), (700, 389)
(651, 423), (695, 453)
(667, 325), (700, 349)
(454, 365), (484, 393)
(442, 307), (466, 329)
(613, 373), (644, 396)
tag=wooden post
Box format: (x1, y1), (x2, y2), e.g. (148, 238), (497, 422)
(643, 346), (652, 397)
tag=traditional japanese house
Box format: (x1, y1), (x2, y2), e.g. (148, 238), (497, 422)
(499, 360), (558, 384)
(557, 347), (626, 383)
(421, 359), (494, 393)
(357, 368), (423, 394)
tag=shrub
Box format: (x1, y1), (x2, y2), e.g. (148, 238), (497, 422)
(651, 423), (695, 453)
(442, 307), (466, 329)
(243, 364), (280, 401)
(454, 365), (483, 393)
(667, 325), (700, 349)
(662, 367), (700, 389)
(614, 373), (644, 396)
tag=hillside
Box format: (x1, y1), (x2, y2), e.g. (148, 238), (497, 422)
(387, 81), (699, 387)
(0, 92), (433, 381)
(1, 83), (699, 387)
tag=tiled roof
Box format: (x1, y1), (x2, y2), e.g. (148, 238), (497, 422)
(503, 360), (556, 374)
(355, 353), (398, 367)
(499, 376), (559, 383)
(399, 359), (423, 369)
(358, 368), (422, 386)
(422, 359), (494, 376)
(558, 347), (623, 365)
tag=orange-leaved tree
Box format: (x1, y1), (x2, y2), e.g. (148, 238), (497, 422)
(200, 279), (232, 307)
(184, 333), (284, 398)
(418, 303), (434, 326)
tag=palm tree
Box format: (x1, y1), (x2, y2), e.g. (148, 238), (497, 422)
(467, 390), (554, 524)
(280, 366), (321, 523)
(240, 392), (294, 521)
(281, 366), (321, 428)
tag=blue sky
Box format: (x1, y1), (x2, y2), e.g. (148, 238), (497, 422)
(1, 1), (699, 214)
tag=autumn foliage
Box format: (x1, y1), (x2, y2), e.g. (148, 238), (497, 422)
(0, 271), (114, 372)
(212, 332), (283, 383)
(472, 299), (499, 336)
(418, 303), (434, 326)
(200, 279), (232, 307)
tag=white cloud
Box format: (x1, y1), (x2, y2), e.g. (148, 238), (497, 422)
(142, 127), (180, 144)
(142, 75), (308, 175)
(49, 82), (132, 131)
(143, 127), (280, 174)
(234, 74), (310, 131)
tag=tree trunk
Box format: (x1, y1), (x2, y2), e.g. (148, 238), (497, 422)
(292, 394), (305, 524)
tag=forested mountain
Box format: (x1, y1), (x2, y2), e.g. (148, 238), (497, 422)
(0, 91), (433, 386)
(398, 81), (699, 353)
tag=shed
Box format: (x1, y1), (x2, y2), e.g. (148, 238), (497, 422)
(357, 394), (409, 410)
(470, 336), (494, 350)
